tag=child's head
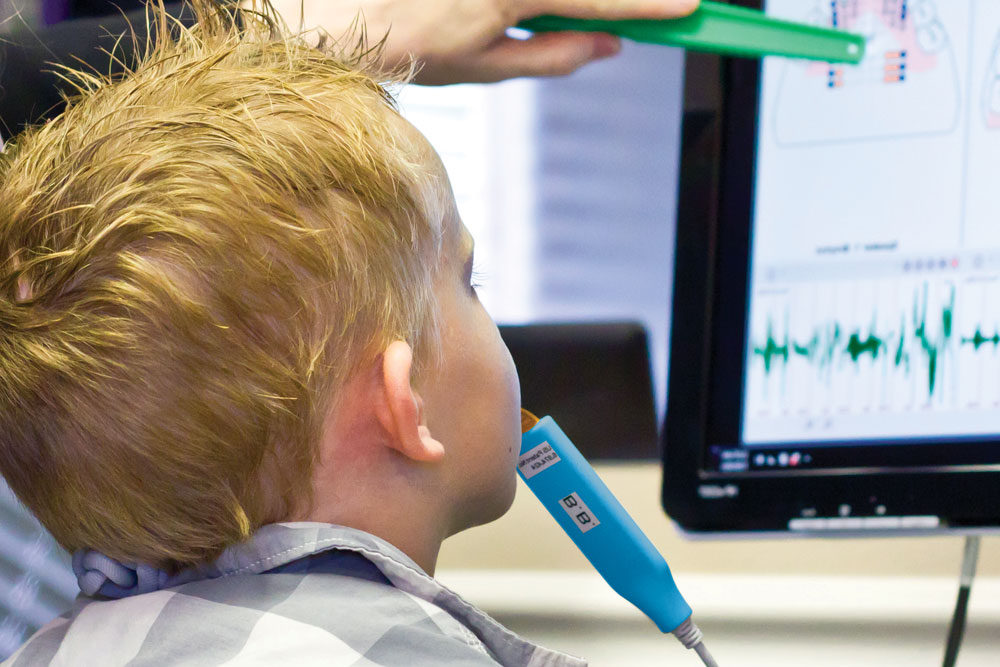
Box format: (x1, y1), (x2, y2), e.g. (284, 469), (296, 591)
(0, 0), (520, 571)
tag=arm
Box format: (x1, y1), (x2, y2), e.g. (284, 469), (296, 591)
(255, 0), (701, 84)
(0, 3), (192, 135)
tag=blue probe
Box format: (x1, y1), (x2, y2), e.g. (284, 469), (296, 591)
(517, 410), (718, 666)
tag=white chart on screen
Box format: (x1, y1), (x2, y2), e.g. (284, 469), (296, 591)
(984, 33), (1000, 128)
(772, 0), (960, 145)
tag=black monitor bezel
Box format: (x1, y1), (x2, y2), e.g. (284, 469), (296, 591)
(661, 4), (1000, 534)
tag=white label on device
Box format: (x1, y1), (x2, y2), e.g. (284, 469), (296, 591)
(518, 442), (561, 479)
(559, 492), (600, 533)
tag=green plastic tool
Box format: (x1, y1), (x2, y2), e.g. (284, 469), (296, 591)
(517, 1), (865, 63)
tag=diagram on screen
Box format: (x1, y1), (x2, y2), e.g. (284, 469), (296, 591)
(773, 0), (960, 145)
(984, 33), (1000, 129)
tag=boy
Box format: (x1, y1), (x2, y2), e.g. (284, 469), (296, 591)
(0, 1), (582, 664)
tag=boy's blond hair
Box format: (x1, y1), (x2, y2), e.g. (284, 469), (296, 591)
(0, 0), (441, 570)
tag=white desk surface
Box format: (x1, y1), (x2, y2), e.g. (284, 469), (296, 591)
(436, 570), (1000, 667)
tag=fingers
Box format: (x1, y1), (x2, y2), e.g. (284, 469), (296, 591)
(415, 32), (621, 84)
(517, 0), (700, 21)
(411, 0), (699, 85)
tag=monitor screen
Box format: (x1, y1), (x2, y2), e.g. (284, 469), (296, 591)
(662, 0), (1000, 534)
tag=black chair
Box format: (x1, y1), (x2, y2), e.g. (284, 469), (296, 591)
(499, 321), (658, 461)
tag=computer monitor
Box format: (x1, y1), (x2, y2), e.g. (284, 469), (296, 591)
(662, 0), (1000, 535)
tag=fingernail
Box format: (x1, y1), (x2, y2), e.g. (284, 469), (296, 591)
(593, 34), (622, 59)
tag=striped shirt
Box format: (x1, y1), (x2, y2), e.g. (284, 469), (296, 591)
(4, 523), (586, 666)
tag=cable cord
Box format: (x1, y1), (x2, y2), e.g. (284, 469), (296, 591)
(693, 641), (719, 667)
(942, 535), (981, 667)
(672, 616), (719, 667)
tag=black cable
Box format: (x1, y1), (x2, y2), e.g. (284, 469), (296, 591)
(941, 535), (980, 667)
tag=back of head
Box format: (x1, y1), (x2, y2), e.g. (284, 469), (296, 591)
(0, 0), (440, 571)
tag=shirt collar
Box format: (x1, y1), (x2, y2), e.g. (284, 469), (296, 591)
(72, 522), (424, 598)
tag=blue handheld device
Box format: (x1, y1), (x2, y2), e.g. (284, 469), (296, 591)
(517, 411), (716, 664)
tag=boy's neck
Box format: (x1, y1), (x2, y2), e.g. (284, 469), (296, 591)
(300, 498), (448, 576)
(302, 425), (453, 576)
(302, 355), (457, 577)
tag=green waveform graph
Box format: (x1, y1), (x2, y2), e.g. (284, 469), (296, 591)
(750, 284), (974, 399)
(962, 328), (1000, 351)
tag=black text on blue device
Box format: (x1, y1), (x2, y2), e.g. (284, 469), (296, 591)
(517, 415), (692, 632)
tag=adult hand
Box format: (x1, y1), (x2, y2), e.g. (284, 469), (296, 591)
(255, 0), (700, 84)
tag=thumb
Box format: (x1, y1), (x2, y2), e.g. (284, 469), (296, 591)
(464, 32), (623, 82)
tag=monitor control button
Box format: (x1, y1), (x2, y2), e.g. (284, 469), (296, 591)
(788, 515), (936, 531)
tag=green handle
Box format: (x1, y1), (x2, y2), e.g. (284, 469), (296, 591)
(517, 1), (865, 63)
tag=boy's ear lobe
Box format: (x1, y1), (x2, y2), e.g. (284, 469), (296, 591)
(374, 341), (445, 463)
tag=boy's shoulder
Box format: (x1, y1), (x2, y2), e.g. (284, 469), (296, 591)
(8, 568), (495, 666)
(5, 524), (586, 667)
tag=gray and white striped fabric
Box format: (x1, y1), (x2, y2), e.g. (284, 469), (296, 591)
(3, 523), (586, 666)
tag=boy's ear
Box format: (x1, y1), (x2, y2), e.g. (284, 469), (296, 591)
(374, 340), (445, 463)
